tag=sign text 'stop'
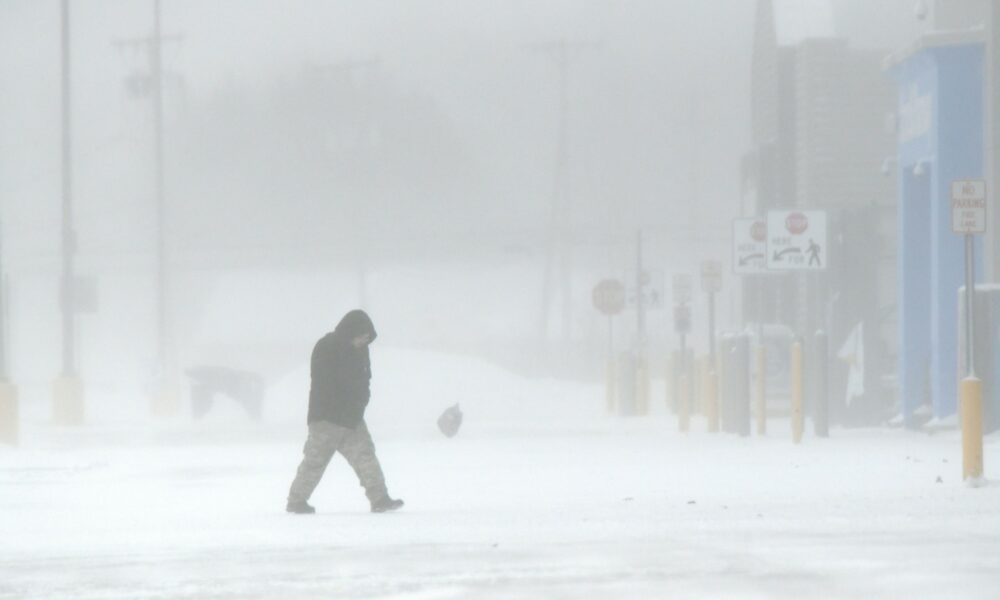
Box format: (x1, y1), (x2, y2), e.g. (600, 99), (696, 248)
(592, 279), (626, 316)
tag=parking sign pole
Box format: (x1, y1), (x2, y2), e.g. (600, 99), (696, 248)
(961, 231), (983, 482)
(964, 233), (976, 377)
(951, 180), (985, 482)
(708, 292), (716, 364)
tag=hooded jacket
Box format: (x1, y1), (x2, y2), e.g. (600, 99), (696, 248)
(307, 310), (378, 427)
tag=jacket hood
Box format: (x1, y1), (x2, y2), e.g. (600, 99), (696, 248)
(333, 309), (377, 343)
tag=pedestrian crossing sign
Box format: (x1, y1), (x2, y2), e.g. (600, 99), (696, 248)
(765, 210), (827, 271)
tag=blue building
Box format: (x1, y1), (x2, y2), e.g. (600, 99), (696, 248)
(887, 31), (986, 426)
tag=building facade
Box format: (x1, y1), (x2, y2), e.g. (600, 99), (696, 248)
(745, 0), (899, 423)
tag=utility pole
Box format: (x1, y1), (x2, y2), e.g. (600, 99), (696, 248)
(113, 1), (182, 415)
(633, 229), (651, 415)
(153, 0), (166, 393)
(61, 0), (75, 381)
(532, 39), (598, 342)
(989, 0), (999, 283)
(53, 0), (84, 426)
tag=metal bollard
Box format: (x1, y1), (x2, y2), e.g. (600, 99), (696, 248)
(731, 335), (751, 437)
(961, 376), (984, 481)
(636, 356), (650, 416)
(0, 380), (18, 446)
(705, 364), (719, 433)
(755, 344), (767, 435)
(791, 340), (803, 444)
(813, 330), (829, 438)
(718, 334), (749, 435)
(685, 349), (696, 418)
(718, 334), (732, 432)
(54, 375), (84, 426)
(606, 357), (617, 414)
(694, 357), (706, 415)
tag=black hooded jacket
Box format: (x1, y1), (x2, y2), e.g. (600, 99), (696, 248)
(307, 310), (378, 427)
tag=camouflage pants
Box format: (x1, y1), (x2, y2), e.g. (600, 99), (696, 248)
(287, 420), (388, 505)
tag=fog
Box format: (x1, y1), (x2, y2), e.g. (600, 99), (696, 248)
(1, 1), (998, 598)
(1, 1), (767, 390)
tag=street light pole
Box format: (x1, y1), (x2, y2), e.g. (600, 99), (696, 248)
(152, 0), (169, 387)
(61, 0), (75, 379)
(54, 0), (84, 425)
(111, 2), (180, 414)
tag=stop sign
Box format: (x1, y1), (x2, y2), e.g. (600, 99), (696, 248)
(592, 279), (625, 316)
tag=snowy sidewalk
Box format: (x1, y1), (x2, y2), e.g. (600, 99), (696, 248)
(2, 411), (999, 599)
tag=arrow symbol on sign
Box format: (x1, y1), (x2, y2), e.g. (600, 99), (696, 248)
(739, 253), (764, 266)
(772, 247), (801, 262)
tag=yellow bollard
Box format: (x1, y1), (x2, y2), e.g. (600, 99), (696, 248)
(678, 373), (690, 432)
(0, 380), (18, 446)
(756, 345), (767, 435)
(791, 341), (803, 444)
(692, 357), (704, 415)
(689, 352), (698, 417)
(705, 367), (719, 433)
(961, 376), (984, 481)
(151, 388), (180, 418)
(53, 374), (84, 426)
(716, 347), (726, 429)
(698, 357), (708, 415)
(665, 352), (675, 413)
(606, 358), (617, 414)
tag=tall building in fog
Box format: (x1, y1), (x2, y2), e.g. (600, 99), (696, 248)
(745, 0), (898, 422)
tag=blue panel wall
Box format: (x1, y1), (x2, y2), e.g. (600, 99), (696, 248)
(930, 46), (984, 418)
(890, 41), (984, 425)
(898, 169), (932, 424)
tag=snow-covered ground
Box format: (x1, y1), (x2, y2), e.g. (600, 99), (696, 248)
(2, 347), (999, 599)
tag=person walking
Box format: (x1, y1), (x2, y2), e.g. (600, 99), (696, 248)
(287, 309), (404, 514)
(807, 238), (822, 267)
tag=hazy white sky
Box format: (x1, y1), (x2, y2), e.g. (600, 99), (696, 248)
(0, 0), (922, 269)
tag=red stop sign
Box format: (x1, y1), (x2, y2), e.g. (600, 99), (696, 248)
(592, 279), (625, 316)
(785, 212), (809, 235)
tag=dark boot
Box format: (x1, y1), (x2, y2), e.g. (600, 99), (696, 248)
(286, 500), (316, 514)
(370, 496), (404, 513)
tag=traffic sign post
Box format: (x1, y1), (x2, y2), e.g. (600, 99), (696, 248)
(672, 275), (693, 367)
(952, 180), (987, 482)
(673, 304), (691, 335)
(701, 260), (721, 367)
(672, 274), (692, 306)
(593, 279), (626, 414)
(733, 218), (769, 433)
(733, 218), (768, 274)
(592, 279), (626, 317)
(672, 274), (693, 428)
(700, 260), (722, 433)
(766, 210), (828, 271)
(701, 260), (722, 294)
(626, 270), (665, 311)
